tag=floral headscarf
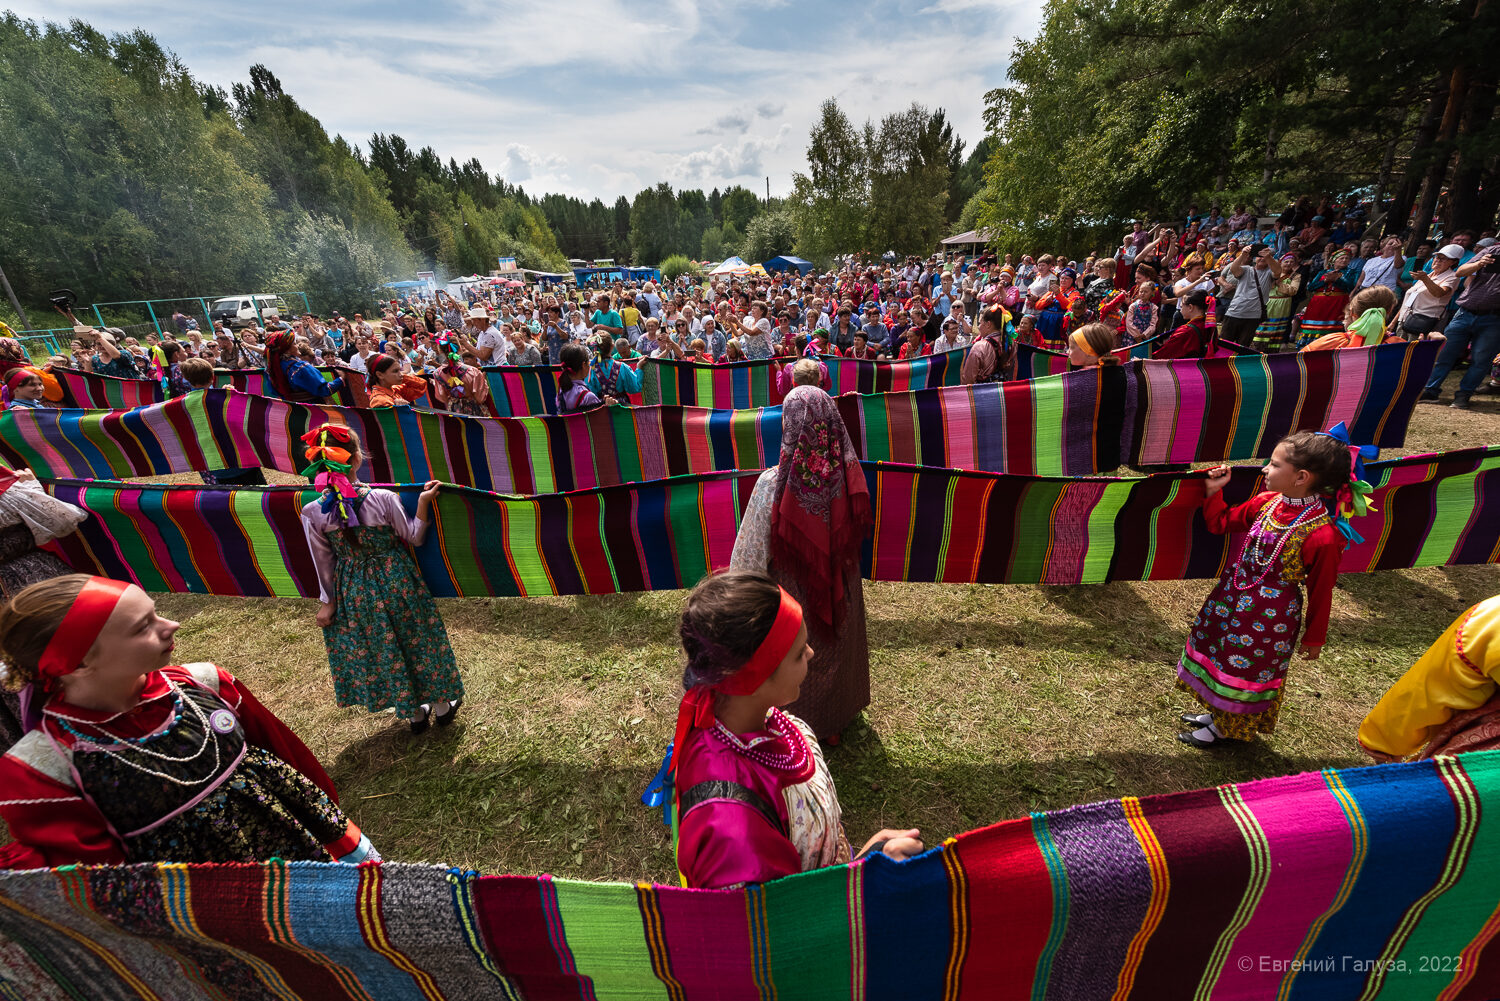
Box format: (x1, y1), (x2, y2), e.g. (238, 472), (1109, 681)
(770, 386), (872, 629)
(264, 330), (298, 398)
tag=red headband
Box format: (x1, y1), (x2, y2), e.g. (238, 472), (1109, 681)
(670, 588), (804, 777)
(37, 577), (132, 685)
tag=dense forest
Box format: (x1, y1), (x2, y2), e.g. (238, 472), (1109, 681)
(972, 0), (1499, 254)
(2, 0), (1494, 325)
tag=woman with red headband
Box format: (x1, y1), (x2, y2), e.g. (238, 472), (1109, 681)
(0, 575), (377, 868)
(299, 424), (463, 734)
(365, 354), (428, 408)
(669, 570), (922, 889)
(729, 385), (873, 741)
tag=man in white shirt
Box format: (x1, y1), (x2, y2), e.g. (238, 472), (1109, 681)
(467, 306), (506, 363)
(1358, 237), (1404, 294)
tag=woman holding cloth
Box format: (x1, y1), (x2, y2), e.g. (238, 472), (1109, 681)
(0, 575), (376, 868)
(730, 385), (872, 741)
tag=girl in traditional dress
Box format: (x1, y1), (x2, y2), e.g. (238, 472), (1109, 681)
(0, 575), (377, 867)
(556, 344), (603, 413)
(730, 386), (872, 741)
(1175, 425), (1370, 747)
(668, 570), (924, 889)
(1293, 250), (1358, 348)
(265, 330), (345, 403)
(1250, 254), (1303, 352)
(300, 425), (463, 734)
(365, 353), (428, 408)
(1300, 286), (1402, 352)
(0, 333), (62, 410)
(427, 335), (490, 416)
(4, 371), (49, 410)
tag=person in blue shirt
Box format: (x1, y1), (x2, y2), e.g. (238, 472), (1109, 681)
(265, 330), (344, 403)
(586, 335), (642, 404)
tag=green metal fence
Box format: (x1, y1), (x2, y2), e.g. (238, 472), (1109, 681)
(90, 292), (312, 335)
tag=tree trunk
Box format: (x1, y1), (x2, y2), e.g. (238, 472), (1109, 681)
(1371, 137), (1397, 229)
(1448, 72), (1497, 233)
(1387, 87), (1448, 241)
(1407, 65), (1468, 253)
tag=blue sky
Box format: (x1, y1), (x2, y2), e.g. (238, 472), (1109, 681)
(10, 0), (1038, 202)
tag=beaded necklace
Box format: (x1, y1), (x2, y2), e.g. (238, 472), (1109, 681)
(711, 707), (812, 775)
(1230, 496), (1324, 591)
(46, 679), (223, 788)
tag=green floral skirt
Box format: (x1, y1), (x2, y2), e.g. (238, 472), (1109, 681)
(323, 525), (463, 718)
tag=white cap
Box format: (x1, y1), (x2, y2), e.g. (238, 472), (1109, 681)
(1436, 244), (1465, 259)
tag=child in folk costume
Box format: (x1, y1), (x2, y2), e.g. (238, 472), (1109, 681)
(666, 570), (924, 889)
(1175, 424), (1374, 748)
(299, 425), (463, 734)
(365, 353), (428, 408)
(555, 344), (603, 414)
(1300, 286), (1402, 352)
(0, 575), (377, 867)
(428, 335), (490, 416)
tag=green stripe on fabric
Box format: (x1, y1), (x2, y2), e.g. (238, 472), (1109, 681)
(1415, 456), (1500, 567)
(1368, 757), (1488, 1001)
(552, 879), (668, 1001)
(1029, 375), (1068, 477)
(933, 476), (959, 573)
(1140, 480), (1182, 580)
(1196, 786), (1271, 1001)
(1012, 481), (1067, 580)
(520, 418), (557, 494)
(668, 479), (710, 586)
(860, 394), (892, 464)
(236, 489), (304, 596)
(610, 405), (643, 483)
(1229, 356), (1272, 459)
(1030, 813), (1068, 1001)
(1080, 481), (1134, 583)
(763, 865), (852, 1001)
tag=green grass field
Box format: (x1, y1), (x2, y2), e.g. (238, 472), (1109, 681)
(124, 399), (1497, 883)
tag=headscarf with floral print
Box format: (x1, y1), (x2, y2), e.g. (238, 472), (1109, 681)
(769, 386), (872, 629)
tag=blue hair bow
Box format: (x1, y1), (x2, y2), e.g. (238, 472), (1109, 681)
(1313, 422), (1378, 548)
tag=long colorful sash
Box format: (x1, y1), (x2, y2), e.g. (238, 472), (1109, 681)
(4, 342), (1436, 483)
(40, 445), (1500, 597)
(51, 366), (369, 408)
(3, 750), (1500, 1000)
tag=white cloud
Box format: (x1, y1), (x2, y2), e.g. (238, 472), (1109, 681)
(14, 0), (1043, 201)
(502, 144), (567, 183)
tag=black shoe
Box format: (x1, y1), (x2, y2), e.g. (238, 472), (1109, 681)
(1177, 729), (1225, 749)
(434, 697), (463, 726)
(1417, 389), (1441, 403)
(1451, 393), (1473, 410)
(1180, 712), (1214, 729)
(409, 704), (432, 735)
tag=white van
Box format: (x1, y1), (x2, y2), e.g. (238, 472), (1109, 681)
(209, 294), (287, 329)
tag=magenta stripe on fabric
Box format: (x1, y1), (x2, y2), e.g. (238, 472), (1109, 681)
(1325, 348), (1373, 428)
(1041, 480), (1108, 584)
(1208, 771), (1354, 1000)
(1184, 646), (1287, 694)
(654, 886), (760, 999)
(1167, 364), (1208, 463)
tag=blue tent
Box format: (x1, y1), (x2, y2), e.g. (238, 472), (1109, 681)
(383, 279), (429, 289)
(762, 255), (814, 275)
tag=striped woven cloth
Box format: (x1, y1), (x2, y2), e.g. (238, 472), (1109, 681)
(39, 445), (1500, 597)
(0, 389), (782, 493)
(2, 341), (1436, 483)
(3, 750), (1499, 1000)
(639, 350), (968, 408)
(51, 366), (370, 408)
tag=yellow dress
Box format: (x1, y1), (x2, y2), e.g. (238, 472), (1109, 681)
(1358, 596), (1500, 759)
